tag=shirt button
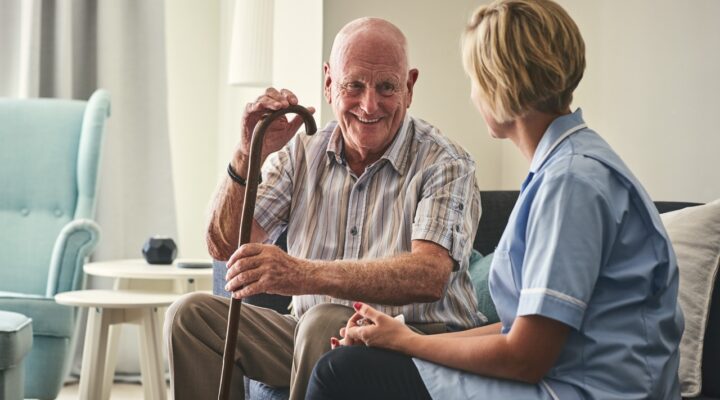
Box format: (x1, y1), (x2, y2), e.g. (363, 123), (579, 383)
(357, 184), (364, 192)
(350, 226), (358, 236)
(54, 209), (63, 217)
(20, 208), (30, 216)
(455, 224), (461, 232)
(458, 203), (464, 211)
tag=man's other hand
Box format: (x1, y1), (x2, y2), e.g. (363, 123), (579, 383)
(224, 243), (314, 298)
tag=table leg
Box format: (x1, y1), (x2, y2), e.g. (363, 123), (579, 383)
(138, 307), (167, 400)
(100, 324), (122, 400)
(79, 307), (112, 400)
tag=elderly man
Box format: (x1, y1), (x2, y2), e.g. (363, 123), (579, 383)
(165, 17), (482, 400)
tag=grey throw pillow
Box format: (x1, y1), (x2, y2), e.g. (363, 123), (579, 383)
(661, 199), (720, 397)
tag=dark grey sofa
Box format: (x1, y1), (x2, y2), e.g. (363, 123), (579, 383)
(213, 191), (719, 400)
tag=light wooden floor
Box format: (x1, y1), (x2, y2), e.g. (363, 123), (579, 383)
(57, 382), (170, 399)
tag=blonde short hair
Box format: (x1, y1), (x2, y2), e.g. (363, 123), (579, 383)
(462, 0), (585, 123)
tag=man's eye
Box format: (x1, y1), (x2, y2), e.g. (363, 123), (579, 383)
(377, 82), (397, 96)
(344, 82), (364, 94)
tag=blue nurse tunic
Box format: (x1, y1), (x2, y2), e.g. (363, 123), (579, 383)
(413, 109), (684, 399)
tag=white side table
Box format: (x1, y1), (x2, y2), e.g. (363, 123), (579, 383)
(85, 258), (213, 292)
(83, 258), (213, 399)
(56, 290), (180, 400)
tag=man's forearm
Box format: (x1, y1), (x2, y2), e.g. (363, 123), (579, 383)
(307, 247), (453, 305)
(206, 151), (255, 261)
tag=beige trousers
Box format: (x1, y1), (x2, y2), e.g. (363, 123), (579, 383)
(164, 292), (355, 400)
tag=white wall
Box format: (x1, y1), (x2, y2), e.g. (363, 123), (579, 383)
(273, 0), (325, 122)
(165, 0), (220, 258)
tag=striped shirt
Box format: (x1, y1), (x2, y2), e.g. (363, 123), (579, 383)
(254, 115), (484, 329)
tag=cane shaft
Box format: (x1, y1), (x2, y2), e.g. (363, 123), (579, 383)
(218, 105), (316, 400)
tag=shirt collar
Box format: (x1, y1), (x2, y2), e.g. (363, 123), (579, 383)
(529, 108), (587, 173)
(326, 123), (345, 166)
(326, 114), (412, 175)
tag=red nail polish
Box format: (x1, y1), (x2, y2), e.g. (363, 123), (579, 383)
(353, 302), (362, 311)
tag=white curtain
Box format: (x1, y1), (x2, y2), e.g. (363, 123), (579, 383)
(0, 0), (177, 379)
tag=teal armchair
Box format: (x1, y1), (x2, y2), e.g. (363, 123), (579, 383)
(0, 90), (110, 399)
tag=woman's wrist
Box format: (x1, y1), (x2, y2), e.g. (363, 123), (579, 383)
(392, 329), (423, 355)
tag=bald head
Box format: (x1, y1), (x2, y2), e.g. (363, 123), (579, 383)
(329, 18), (409, 72)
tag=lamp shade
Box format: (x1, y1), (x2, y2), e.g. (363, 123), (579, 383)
(228, 0), (274, 87)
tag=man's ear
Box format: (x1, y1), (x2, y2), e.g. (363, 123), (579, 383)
(323, 62), (332, 104)
(405, 68), (419, 108)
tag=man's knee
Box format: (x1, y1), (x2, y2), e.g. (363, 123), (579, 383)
(295, 303), (354, 343)
(165, 292), (220, 339)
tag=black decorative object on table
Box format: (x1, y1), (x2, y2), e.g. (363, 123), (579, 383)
(142, 237), (177, 264)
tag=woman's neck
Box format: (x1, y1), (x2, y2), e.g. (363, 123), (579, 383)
(507, 110), (570, 163)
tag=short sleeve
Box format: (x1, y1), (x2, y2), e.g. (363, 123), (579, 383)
(254, 136), (298, 244)
(411, 157), (481, 267)
(516, 171), (616, 330)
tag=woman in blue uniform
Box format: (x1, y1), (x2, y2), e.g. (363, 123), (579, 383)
(305, 0), (684, 399)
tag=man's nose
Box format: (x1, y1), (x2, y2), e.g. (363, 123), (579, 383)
(359, 88), (379, 115)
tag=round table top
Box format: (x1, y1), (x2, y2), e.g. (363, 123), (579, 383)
(55, 289), (181, 308)
(84, 258), (213, 280)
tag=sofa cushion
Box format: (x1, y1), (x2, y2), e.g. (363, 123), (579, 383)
(661, 199), (720, 397)
(467, 251), (499, 324)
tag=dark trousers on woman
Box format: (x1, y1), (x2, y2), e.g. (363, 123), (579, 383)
(306, 345), (432, 400)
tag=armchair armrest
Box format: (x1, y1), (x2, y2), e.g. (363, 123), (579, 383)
(45, 219), (101, 297)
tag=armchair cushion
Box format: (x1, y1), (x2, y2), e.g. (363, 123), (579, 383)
(0, 297), (75, 338)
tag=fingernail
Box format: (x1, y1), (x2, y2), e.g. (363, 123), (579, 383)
(224, 284), (230, 291)
(353, 302), (362, 311)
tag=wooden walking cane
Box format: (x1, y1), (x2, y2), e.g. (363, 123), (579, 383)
(218, 105), (317, 400)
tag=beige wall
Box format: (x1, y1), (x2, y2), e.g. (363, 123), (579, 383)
(556, 0), (720, 202)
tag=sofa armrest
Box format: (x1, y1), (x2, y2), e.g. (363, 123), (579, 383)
(45, 219), (101, 297)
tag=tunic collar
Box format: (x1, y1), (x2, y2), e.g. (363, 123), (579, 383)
(529, 108), (587, 174)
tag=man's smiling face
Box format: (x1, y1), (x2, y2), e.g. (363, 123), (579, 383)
(324, 24), (417, 164)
